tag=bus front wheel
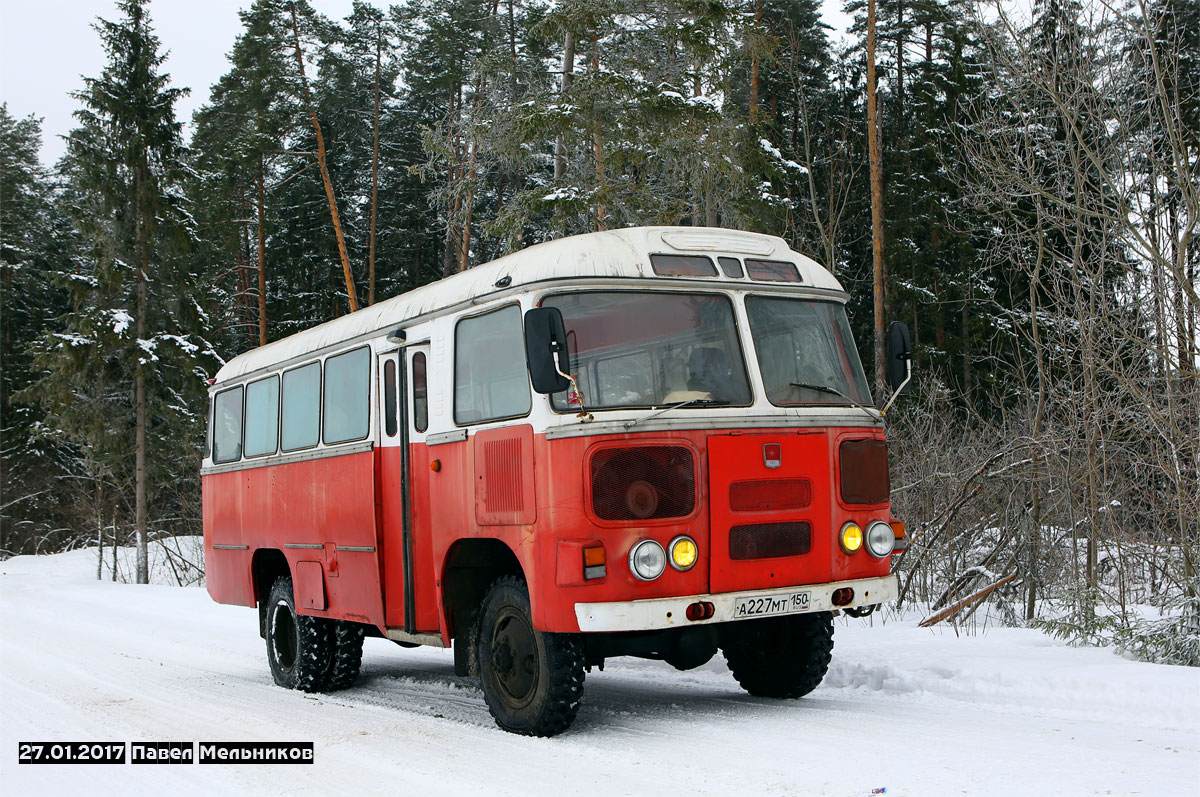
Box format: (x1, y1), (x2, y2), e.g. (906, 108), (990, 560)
(721, 611), (834, 699)
(475, 576), (585, 736)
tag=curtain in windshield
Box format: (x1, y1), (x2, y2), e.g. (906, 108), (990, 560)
(543, 292), (751, 410)
(745, 297), (872, 406)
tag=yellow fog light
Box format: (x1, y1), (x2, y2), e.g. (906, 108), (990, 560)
(669, 535), (698, 571)
(840, 522), (864, 554)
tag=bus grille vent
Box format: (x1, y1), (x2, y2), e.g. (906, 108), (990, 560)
(484, 437), (523, 513)
(728, 522), (812, 560)
(590, 446), (695, 522)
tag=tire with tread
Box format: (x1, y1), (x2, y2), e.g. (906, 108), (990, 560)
(475, 576), (585, 736)
(325, 621), (365, 691)
(265, 575), (334, 692)
(721, 612), (834, 698)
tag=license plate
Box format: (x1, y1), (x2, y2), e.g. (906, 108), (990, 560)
(733, 591), (811, 618)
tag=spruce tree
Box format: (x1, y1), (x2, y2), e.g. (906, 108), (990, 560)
(30, 0), (209, 583)
(0, 106), (79, 556)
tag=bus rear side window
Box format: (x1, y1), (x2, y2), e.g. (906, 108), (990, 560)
(413, 352), (428, 432)
(244, 375), (279, 457)
(212, 386), (244, 464)
(282, 362), (320, 451)
(324, 347), (370, 444)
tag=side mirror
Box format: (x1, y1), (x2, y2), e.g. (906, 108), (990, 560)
(887, 321), (913, 395)
(524, 307), (571, 394)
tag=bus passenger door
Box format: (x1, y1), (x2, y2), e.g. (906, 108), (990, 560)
(377, 349), (413, 631)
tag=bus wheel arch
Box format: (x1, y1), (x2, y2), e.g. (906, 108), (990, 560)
(252, 548), (290, 639)
(441, 539), (524, 677)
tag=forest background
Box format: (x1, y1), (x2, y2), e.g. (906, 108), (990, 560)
(1, 0), (1196, 664)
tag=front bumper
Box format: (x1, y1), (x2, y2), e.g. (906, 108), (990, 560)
(573, 574), (898, 633)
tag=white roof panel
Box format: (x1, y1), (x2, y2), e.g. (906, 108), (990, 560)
(213, 226), (843, 383)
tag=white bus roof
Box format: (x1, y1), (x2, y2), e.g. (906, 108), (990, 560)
(213, 226), (844, 384)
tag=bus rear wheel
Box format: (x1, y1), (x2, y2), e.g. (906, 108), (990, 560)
(721, 612), (834, 699)
(266, 575), (334, 692)
(475, 576), (585, 736)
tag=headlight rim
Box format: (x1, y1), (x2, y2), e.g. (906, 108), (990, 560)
(865, 520), (895, 558)
(667, 535), (698, 572)
(628, 539), (667, 581)
(839, 521), (864, 555)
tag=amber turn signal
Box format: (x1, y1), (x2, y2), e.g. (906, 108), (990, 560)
(583, 545), (606, 580)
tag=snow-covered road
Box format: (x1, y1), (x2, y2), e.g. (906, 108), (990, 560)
(2, 549), (1196, 796)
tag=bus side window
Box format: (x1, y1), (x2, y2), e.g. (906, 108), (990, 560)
(205, 396), (213, 459)
(384, 360), (398, 437)
(454, 305), (531, 425)
(282, 362), (321, 451)
(244, 375), (280, 457)
(212, 385), (244, 464)
(413, 352), (428, 432)
(324, 347), (370, 445)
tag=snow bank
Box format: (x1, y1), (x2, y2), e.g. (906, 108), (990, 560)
(1, 549), (1195, 796)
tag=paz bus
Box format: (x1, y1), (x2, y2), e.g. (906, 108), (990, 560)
(202, 226), (912, 736)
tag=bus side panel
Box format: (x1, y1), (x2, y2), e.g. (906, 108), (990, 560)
(203, 471), (256, 607)
(406, 441), (442, 632)
(417, 437), (474, 635)
(264, 450), (385, 626)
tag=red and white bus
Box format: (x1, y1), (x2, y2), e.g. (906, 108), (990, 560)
(203, 226), (911, 736)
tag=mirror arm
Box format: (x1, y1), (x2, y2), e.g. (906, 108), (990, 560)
(550, 344), (593, 421)
(880, 355), (911, 417)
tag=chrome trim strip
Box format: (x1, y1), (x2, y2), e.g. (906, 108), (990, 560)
(211, 544), (249, 550)
(427, 429), (468, 446)
(201, 440), (374, 476)
(574, 575), (898, 633)
(336, 546), (376, 553)
(544, 413), (882, 440)
(284, 543), (323, 550)
(385, 628), (446, 648)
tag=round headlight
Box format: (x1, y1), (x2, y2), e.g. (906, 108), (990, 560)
(840, 522), (864, 554)
(669, 536), (698, 571)
(629, 540), (667, 581)
(865, 521), (895, 558)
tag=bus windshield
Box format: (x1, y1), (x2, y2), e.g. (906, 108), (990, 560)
(543, 291), (751, 411)
(745, 296), (873, 407)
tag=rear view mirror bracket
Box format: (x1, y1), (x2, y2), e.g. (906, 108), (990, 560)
(524, 307), (593, 420)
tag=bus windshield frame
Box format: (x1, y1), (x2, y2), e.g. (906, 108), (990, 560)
(745, 295), (873, 408)
(541, 290), (754, 412)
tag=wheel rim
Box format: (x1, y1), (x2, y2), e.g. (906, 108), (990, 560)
(488, 606), (539, 708)
(270, 599), (298, 671)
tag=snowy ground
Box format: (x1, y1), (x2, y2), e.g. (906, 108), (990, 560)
(1, 548), (1196, 796)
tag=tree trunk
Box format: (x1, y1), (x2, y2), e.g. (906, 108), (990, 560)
(135, 244), (148, 585)
(554, 30), (575, 183)
(867, 0), (888, 401)
(749, 0), (762, 123)
(591, 31), (606, 230)
(256, 160), (268, 346)
(290, 5), (358, 313)
(368, 22), (382, 306)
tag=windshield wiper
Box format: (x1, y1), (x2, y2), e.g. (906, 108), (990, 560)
(624, 398), (717, 429)
(788, 382), (877, 414)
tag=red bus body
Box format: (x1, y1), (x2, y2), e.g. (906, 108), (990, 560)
(202, 227), (903, 729)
